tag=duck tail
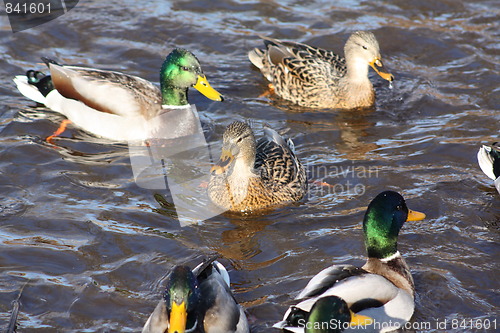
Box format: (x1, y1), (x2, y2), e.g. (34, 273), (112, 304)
(478, 144), (499, 180)
(263, 125), (295, 151)
(13, 57), (60, 104)
(13, 73), (47, 104)
(248, 48), (264, 69)
(41, 56), (60, 67)
(192, 256), (231, 287)
(26, 69), (55, 97)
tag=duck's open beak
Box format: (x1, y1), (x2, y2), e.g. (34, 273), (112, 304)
(168, 301), (187, 333)
(369, 58), (394, 82)
(349, 310), (373, 326)
(211, 148), (235, 175)
(194, 74), (224, 101)
(406, 209), (426, 221)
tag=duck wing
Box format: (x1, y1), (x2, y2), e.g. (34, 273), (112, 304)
(45, 59), (162, 119)
(276, 264), (414, 332)
(251, 37), (346, 86)
(255, 126), (306, 193)
(141, 300), (169, 333)
(195, 260), (249, 333)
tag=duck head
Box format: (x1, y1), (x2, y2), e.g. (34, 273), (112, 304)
(344, 31), (394, 82)
(163, 266), (200, 333)
(305, 296), (373, 333)
(160, 48), (223, 106)
(211, 121), (256, 175)
(363, 191), (425, 259)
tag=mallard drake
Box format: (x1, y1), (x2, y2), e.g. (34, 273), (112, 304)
(208, 121), (307, 213)
(274, 191), (426, 333)
(477, 142), (500, 194)
(289, 295), (373, 333)
(142, 258), (249, 333)
(13, 48), (223, 141)
(248, 31), (394, 109)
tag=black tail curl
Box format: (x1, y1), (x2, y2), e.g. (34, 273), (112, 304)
(26, 69), (54, 97)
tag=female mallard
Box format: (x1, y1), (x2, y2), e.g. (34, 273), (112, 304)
(248, 31), (394, 109)
(208, 121), (307, 213)
(274, 191), (426, 333)
(477, 142), (500, 194)
(13, 48), (223, 141)
(142, 258), (249, 333)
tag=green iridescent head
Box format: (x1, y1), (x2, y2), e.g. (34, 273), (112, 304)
(305, 296), (373, 333)
(163, 266), (200, 333)
(160, 48), (223, 106)
(363, 191), (425, 259)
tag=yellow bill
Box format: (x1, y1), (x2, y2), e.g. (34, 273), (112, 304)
(406, 209), (426, 222)
(350, 310), (373, 326)
(168, 301), (187, 333)
(211, 148), (234, 175)
(194, 74), (224, 101)
(369, 58), (394, 82)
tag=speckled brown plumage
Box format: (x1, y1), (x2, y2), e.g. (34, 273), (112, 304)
(208, 121), (307, 213)
(248, 31), (394, 109)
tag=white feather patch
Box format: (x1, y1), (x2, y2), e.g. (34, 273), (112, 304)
(13, 76), (46, 105)
(477, 146), (496, 180)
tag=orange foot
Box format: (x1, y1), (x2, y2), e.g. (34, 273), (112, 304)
(46, 119), (72, 143)
(258, 83), (275, 98)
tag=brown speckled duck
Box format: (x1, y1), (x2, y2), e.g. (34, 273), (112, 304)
(208, 121), (307, 213)
(248, 31), (394, 109)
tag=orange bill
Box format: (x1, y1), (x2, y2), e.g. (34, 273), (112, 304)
(210, 148), (235, 175)
(168, 301), (187, 333)
(350, 310), (373, 326)
(369, 58), (394, 82)
(193, 75), (224, 101)
(406, 209), (426, 221)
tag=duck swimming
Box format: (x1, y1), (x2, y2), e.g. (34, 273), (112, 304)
(208, 121), (307, 213)
(274, 191), (426, 333)
(477, 142), (500, 194)
(142, 258), (249, 333)
(13, 48), (223, 141)
(248, 31), (393, 109)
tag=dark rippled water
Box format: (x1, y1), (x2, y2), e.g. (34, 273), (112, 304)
(0, 0), (499, 332)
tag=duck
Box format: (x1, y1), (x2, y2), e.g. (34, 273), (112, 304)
(208, 121), (307, 213)
(13, 48), (223, 141)
(289, 295), (373, 333)
(274, 191), (426, 333)
(142, 258), (249, 333)
(248, 31), (394, 109)
(477, 142), (500, 194)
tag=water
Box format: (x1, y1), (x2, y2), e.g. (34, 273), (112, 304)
(0, 0), (499, 332)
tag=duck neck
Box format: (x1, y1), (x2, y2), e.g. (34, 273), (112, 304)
(161, 84), (189, 106)
(364, 214), (399, 260)
(229, 155), (256, 182)
(345, 57), (371, 85)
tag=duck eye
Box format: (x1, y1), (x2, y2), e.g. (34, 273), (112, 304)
(396, 205), (402, 211)
(362, 45), (368, 50)
(182, 66), (189, 71)
(236, 137), (243, 143)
